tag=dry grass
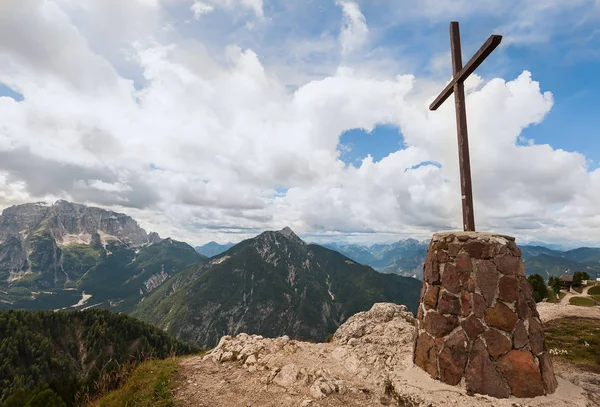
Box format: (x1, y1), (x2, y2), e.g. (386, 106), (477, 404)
(544, 317), (600, 373)
(89, 358), (182, 407)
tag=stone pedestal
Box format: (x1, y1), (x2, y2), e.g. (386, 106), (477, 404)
(412, 232), (558, 398)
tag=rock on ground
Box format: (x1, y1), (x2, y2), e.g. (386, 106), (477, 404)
(174, 303), (595, 407)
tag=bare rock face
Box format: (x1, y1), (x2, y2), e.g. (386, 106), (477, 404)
(332, 302), (415, 346)
(0, 200), (150, 247)
(0, 200), (153, 287)
(413, 232), (557, 398)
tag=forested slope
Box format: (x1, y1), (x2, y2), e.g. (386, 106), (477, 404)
(0, 309), (200, 406)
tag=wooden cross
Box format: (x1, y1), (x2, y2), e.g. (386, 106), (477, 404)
(430, 21), (502, 232)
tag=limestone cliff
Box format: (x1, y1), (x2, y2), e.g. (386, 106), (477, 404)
(0, 200), (149, 246)
(0, 201), (203, 311)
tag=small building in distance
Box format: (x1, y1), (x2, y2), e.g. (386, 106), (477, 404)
(559, 273), (574, 290)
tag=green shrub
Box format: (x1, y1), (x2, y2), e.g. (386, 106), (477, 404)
(527, 274), (547, 303)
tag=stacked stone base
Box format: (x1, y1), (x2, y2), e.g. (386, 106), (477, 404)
(413, 232), (558, 398)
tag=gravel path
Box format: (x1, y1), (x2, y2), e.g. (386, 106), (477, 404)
(558, 285), (594, 305)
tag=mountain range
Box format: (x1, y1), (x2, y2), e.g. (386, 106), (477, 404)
(519, 246), (600, 279)
(0, 200), (204, 312)
(0, 201), (421, 348)
(197, 238), (600, 281)
(133, 227), (421, 347)
(322, 241), (600, 280)
(194, 241), (235, 257)
(322, 239), (428, 278)
(2, 200), (599, 351)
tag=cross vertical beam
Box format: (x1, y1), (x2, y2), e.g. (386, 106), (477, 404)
(430, 22), (501, 232)
(450, 22), (476, 232)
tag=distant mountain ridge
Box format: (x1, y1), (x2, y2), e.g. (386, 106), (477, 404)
(0, 200), (204, 312)
(133, 227), (421, 347)
(520, 246), (600, 279)
(194, 241), (235, 257)
(323, 240), (600, 280)
(323, 239), (429, 278)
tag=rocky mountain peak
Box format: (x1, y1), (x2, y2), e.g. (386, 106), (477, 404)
(148, 232), (162, 244)
(277, 226), (305, 245)
(53, 199), (76, 209)
(248, 227), (308, 268)
(252, 227), (306, 250)
(0, 200), (150, 247)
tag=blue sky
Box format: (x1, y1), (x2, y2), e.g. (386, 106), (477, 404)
(1, 0), (599, 246)
(295, 1), (600, 169)
(120, 0), (600, 171)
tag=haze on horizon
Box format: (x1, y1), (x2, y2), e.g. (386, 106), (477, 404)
(0, 0), (599, 247)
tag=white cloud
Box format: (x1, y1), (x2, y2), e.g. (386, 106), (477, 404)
(336, 0), (369, 55)
(0, 0), (598, 247)
(190, 0), (264, 19)
(191, 1), (214, 18)
(78, 180), (134, 193)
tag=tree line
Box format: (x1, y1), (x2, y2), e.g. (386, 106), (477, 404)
(0, 309), (200, 406)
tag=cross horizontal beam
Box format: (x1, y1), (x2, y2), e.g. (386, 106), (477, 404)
(429, 34), (502, 111)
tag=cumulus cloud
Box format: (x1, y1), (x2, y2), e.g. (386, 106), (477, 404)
(336, 0), (369, 55)
(0, 0), (598, 246)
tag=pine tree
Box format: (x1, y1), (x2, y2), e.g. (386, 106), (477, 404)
(527, 274), (547, 303)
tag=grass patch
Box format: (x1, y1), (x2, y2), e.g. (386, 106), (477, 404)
(546, 290), (567, 304)
(545, 317), (600, 373)
(90, 358), (182, 407)
(546, 289), (560, 303)
(589, 286), (600, 296)
(569, 297), (596, 307)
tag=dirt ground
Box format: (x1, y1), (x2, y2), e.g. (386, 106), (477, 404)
(173, 303), (599, 407)
(536, 300), (600, 323)
(174, 344), (392, 407)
